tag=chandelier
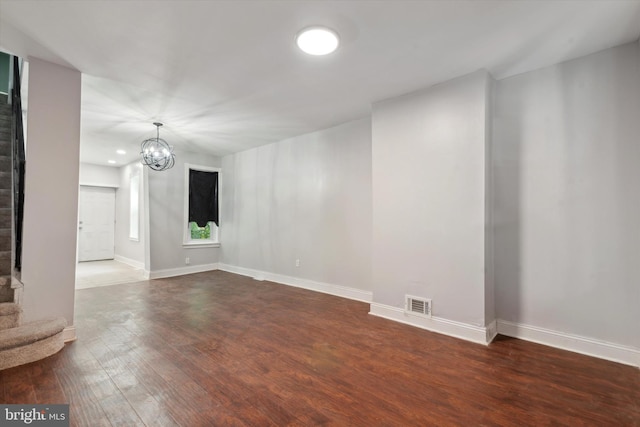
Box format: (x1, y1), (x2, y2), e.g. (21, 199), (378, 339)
(140, 122), (175, 171)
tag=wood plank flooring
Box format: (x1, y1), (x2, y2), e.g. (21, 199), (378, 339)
(1, 270), (638, 426)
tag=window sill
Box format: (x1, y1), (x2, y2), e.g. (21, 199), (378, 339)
(182, 241), (220, 249)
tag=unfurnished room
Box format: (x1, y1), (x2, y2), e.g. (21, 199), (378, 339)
(0, 1), (638, 426)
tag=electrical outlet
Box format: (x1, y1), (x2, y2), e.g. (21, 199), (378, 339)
(185, 257), (190, 265)
(295, 259), (300, 267)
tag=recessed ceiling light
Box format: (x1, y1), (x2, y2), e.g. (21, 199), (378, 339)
(116, 149), (126, 155)
(296, 27), (339, 56)
(108, 160), (116, 164)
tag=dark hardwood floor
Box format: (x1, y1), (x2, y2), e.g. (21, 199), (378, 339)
(1, 271), (638, 426)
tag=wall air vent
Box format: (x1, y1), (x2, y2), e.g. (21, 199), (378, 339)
(406, 295), (432, 318)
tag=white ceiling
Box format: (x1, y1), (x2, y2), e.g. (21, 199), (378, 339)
(1, 0), (639, 167)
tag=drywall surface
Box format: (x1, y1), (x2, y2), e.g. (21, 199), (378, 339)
(114, 161), (145, 267)
(371, 70), (490, 327)
(147, 151), (221, 272)
(493, 42), (640, 349)
(221, 118), (372, 292)
(484, 76), (496, 327)
(21, 57), (81, 326)
(79, 162), (119, 188)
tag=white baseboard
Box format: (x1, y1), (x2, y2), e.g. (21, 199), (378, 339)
(114, 255), (145, 270)
(497, 320), (640, 368)
(486, 319), (498, 343)
(149, 263), (220, 280)
(63, 326), (77, 343)
(369, 303), (491, 345)
(217, 263), (373, 303)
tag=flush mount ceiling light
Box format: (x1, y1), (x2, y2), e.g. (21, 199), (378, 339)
(296, 26), (339, 55)
(140, 122), (175, 171)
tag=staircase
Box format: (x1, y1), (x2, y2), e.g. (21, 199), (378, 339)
(0, 100), (12, 303)
(0, 302), (66, 370)
(0, 75), (68, 370)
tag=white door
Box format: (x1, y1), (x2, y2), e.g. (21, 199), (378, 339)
(78, 186), (116, 262)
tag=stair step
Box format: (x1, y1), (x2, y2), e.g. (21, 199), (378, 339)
(0, 302), (21, 329)
(0, 251), (10, 276)
(0, 209), (9, 229)
(0, 155), (10, 172)
(0, 229), (9, 252)
(0, 273), (13, 303)
(0, 141), (8, 156)
(0, 286), (13, 304)
(0, 172), (10, 189)
(0, 317), (67, 370)
(0, 171), (10, 190)
(0, 189), (9, 207)
(0, 228), (9, 251)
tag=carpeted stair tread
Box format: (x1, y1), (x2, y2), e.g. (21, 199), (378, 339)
(0, 302), (20, 316)
(0, 271), (12, 303)
(0, 189), (9, 206)
(0, 317), (67, 351)
(0, 173), (10, 190)
(0, 229), (9, 252)
(0, 252), (11, 278)
(0, 317), (67, 370)
(0, 302), (21, 330)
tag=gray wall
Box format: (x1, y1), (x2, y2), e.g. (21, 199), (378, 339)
(493, 42), (640, 349)
(371, 70), (492, 327)
(148, 151), (221, 272)
(22, 57), (80, 329)
(220, 118), (372, 292)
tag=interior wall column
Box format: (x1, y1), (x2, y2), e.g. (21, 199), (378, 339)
(21, 57), (81, 339)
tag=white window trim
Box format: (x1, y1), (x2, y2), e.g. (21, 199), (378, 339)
(183, 163), (221, 247)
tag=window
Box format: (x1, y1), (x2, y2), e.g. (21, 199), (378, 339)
(183, 164), (220, 247)
(129, 172), (140, 241)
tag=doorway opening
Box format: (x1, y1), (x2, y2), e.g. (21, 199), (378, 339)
(75, 185), (146, 289)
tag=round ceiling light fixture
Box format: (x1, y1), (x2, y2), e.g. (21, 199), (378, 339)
(296, 26), (339, 55)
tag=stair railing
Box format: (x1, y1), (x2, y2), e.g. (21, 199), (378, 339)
(11, 56), (25, 272)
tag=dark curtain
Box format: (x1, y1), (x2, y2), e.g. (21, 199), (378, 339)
(189, 170), (218, 227)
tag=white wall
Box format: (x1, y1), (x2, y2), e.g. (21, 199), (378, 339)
(21, 57), (81, 334)
(371, 70), (492, 332)
(114, 161), (146, 269)
(493, 42), (640, 351)
(220, 118), (372, 294)
(78, 162), (119, 188)
(148, 151), (221, 274)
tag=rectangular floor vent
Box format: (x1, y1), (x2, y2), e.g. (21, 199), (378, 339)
(406, 295), (432, 318)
